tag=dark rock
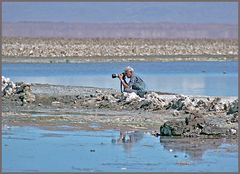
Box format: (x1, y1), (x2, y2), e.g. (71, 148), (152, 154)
(171, 98), (185, 110)
(185, 113), (206, 128)
(230, 113), (238, 123)
(160, 120), (185, 136)
(140, 100), (152, 110)
(227, 99), (238, 115)
(196, 99), (208, 110)
(160, 124), (173, 136)
(160, 112), (227, 137)
(75, 95), (81, 99)
(208, 97), (222, 111)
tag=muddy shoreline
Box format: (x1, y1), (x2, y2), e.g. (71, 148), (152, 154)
(2, 82), (238, 138)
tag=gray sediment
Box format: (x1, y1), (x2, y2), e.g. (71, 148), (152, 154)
(2, 78), (238, 138)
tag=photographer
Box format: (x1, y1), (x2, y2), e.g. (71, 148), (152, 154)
(118, 66), (146, 97)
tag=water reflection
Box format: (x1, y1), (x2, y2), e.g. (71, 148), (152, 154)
(112, 131), (144, 153)
(3, 127), (238, 172)
(112, 131), (236, 161)
(160, 137), (236, 161)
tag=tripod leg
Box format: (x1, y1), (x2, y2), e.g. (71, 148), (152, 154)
(120, 81), (123, 93)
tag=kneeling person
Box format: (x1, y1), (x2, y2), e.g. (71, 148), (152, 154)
(118, 66), (146, 97)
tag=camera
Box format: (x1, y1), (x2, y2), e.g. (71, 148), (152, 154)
(112, 72), (126, 79)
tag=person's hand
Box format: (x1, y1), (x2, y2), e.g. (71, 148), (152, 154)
(118, 74), (123, 80)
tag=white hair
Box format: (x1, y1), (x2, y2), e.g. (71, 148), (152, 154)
(124, 66), (134, 72)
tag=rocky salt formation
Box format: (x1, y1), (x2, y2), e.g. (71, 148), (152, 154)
(2, 38), (238, 58)
(2, 82), (238, 137)
(73, 91), (238, 137)
(86, 91), (238, 115)
(2, 76), (35, 105)
(2, 76), (16, 96)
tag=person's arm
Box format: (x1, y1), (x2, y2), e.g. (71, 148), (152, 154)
(118, 74), (129, 89)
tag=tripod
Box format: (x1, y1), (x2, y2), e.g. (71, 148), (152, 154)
(120, 77), (127, 93)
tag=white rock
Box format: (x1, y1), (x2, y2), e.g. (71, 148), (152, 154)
(124, 92), (141, 102)
(2, 76), (5, 83)
(5, 78), (10, 83)
(2, 83), (7, 91)
(2, 76), (18, 96)
(184, 97), (192, 106)
(29, 50), (34, 55)
(230, 129), (237, 135)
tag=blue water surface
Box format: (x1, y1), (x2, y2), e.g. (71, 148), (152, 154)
(2, 126), (238, 172)
(2, 61), (238, 96)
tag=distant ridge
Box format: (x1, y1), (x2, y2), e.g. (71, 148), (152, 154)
(3, 22), (237, 39)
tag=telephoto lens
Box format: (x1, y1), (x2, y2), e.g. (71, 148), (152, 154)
(112, 74), (118, 78)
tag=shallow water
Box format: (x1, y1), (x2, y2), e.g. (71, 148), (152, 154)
(3, 61), (237, 96)
(2, 126), (238, 172)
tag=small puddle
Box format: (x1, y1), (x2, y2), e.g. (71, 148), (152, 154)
(2, 126), (238, 172)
